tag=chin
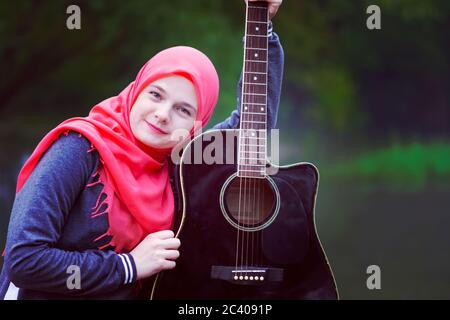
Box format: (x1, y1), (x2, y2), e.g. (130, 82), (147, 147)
(140, 136), (171, 150)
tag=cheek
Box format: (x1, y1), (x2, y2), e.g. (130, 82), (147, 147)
(130, 100), (147, 132)
(129, 106), (139, 131)
(131, 99), (151, 120)
(176, 117), (195, 132)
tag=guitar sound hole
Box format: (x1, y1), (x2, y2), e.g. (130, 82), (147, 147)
(221, 175), (279, 231)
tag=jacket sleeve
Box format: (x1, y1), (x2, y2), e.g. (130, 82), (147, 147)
(212, 24), (285, 130)
(3, 132), (137, 296)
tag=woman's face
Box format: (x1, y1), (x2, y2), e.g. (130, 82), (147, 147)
(130, 75), (198, 149)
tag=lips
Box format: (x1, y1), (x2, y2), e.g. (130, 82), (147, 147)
(145, 121), (167, 134)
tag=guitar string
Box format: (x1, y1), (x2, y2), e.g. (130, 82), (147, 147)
(250, 9), (259, 272)
(240, 2), (252, 277)
(245, 3), (258, 278)
(247, 30), (255, 277)
(242, 36), (250, 277)
(247, 5), (258, 277)
(257, 6), (266, 271)
(261, 6), (269, 271)
(235, 2), (250, 276)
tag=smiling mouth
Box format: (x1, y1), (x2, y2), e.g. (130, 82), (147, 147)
(145, 121), (168, 134)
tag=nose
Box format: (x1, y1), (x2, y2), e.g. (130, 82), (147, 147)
(154, 103), (171, 124)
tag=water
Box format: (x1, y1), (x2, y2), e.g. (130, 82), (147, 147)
(1, 151), (450, 299)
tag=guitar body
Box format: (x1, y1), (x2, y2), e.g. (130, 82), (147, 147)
(151, 130), (338, 299)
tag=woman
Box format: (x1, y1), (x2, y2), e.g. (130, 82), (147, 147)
(0, 0), (284, 299)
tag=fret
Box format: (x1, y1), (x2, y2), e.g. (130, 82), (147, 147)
(239, 174), (265, 179)
(241, 109), (267, 114)
(243, 150), (266, 154)
(243, 82), (266, 89)
(243, 81), (265, 86)
(243, 90), (266, 96)
(241, 144), (265, 148)
(245, 59), (266, 63)
(240, 130), (266, 134)
(241, 120), (266, 124)
(239, 166), (265, 171)
(242, 128), (267, 131)
(247, 34), (268, 38)
(243, 82), (266, 86)
(240, 144), (266, 149)
(238, 170), (266, 176)
(240, 157), (265, 161)
(241, 111), (266, 115)
(248, 5), (267, 10)
(241, 119), (266, 125)
(240, 139), (266, 144)
(247, 20), (268, 24)
(239, 162), (265, 166)
(243, 93), (266, 96)
(238, 173), (265, 179)
(240, 135), (266, 140)
(240, 136), (265, 141)
(239, 134), (266, 140)
(242, 102), (266, 106)
(246, 47), (267, 51)
(244, 71), (266, 75)
(240, 145), (265, 149)
(238, 169), (265, 173)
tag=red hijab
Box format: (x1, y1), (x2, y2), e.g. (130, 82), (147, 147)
(15, 46), (219, 253)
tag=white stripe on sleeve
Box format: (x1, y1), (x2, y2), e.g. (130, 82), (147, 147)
(118, 254), (129, 284)
(123, 254), (134, 284)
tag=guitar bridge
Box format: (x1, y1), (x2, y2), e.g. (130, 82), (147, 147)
(211, 266), (283, 285)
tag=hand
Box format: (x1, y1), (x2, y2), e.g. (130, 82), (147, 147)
(245, 0), (283, 21)
(130, 230), (181, 280)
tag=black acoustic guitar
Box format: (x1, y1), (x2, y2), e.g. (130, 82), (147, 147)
(150, 1), (338, 299)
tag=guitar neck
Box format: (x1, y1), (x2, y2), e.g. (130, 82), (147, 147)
(238, 1), (269, 178)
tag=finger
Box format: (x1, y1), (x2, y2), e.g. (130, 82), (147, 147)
(162, 260), (176, 270)
(161, 237), (181, 249)
(151, 230), (175, 239)
(163, 250), (180, 260)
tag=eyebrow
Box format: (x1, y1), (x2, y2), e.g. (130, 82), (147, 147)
(149, 84), (197, 112)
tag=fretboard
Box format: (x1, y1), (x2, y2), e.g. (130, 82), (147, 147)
(238, 1), (269, 178)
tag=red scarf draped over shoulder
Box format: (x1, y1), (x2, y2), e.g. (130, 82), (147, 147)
(15, 46), (219, 253)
